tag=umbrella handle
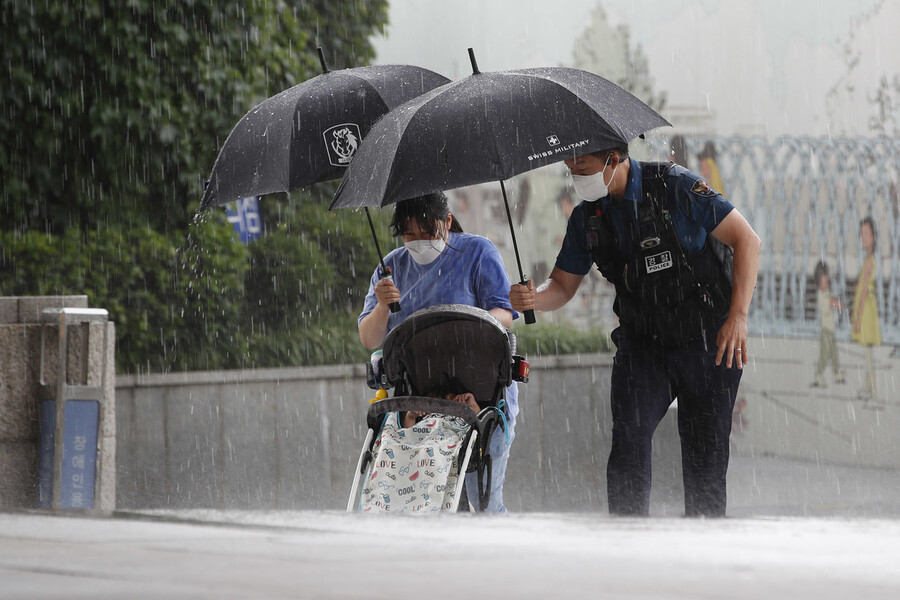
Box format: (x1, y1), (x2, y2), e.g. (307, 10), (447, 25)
(382, 268), (401, 314)
(520, 292), (536, 325)
(366, 208), (401, 313)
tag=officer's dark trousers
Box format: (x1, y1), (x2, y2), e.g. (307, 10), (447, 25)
(607, 326), (742, 517)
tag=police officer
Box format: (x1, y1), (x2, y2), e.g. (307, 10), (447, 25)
(509, 145), (760, 517)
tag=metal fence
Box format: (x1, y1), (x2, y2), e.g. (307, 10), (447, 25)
(661, 136), (900, 345)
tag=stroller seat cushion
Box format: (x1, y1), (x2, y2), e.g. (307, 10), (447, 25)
(360, 412), (470, 513)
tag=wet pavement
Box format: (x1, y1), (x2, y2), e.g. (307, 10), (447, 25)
(3, 452), (900, 599)
(3, 507), (900, 598)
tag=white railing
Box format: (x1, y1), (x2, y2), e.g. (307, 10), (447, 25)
(657, 136), (900, 344)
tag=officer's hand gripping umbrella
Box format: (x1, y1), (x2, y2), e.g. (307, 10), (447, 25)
(199, 48), (450, 312)
(330, 48), (671, 324)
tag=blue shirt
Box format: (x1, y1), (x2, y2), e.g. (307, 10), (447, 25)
(556, 159), (736, 276)
(360, 232), (519, 417)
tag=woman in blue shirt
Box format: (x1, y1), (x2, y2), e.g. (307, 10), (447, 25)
(358, 192), (518, 512)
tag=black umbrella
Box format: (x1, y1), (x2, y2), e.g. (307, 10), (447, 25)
(199, 49), (450, 210)
(330, 49), (671, 324)
(200, 49), (450, 313)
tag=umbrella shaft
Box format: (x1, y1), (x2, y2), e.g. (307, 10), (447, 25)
(365, 208), (387, 273)
(500, 180), (525, 282)
(366, 207), (401, 314)
(501, 180), (536, 324)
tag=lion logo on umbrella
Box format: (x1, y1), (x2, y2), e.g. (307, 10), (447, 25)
(324, 123), (361, 166)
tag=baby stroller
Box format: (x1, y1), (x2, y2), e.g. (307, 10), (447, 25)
(347, 304), (529, 513)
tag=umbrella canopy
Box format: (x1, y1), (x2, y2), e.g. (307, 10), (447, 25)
(330, 51), (670, 211)
(199, 51), (450, 210)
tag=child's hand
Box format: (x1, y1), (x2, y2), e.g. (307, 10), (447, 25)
(449, 392), (480, 413)
(402, 410), (425, 428)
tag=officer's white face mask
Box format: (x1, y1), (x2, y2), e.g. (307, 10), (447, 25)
(571, 157), (617, 201)
(405, 238), (446, 264)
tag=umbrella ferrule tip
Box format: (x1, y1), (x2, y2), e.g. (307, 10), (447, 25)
(467, 48), (480, 74)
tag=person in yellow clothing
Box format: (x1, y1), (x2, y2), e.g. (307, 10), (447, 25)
(851, 217), (881, 400)
(699, 142), (726, 197)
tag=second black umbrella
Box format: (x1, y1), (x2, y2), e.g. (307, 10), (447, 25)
(331, 49), (671, 323)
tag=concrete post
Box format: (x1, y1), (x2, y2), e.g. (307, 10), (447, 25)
(0, 296), (116, 512)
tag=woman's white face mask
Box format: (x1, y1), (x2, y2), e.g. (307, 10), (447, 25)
(405, 238), (446, 264)
(571, 156), (617, 201)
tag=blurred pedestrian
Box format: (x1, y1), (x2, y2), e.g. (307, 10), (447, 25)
(812, 260), (845, 387)
(670, 135), (688, 167)
(699, 141), (726, 196)
(850, 217), (881, 401)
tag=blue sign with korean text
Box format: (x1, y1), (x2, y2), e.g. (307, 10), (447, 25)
(38, 400), (99, 509)
(225, 196), (263, 244)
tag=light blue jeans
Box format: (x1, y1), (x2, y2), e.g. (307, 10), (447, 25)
(465, 412), (516, 513)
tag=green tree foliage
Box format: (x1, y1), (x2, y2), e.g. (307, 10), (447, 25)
(235, 188), (395, 370)
(512, 322), (611, 357)
(0, 217), (247, 371)
(1, 0), (385, 232)
(0, 0), (389, 373)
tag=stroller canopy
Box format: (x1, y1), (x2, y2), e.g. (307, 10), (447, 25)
(382, 304), (513, 406)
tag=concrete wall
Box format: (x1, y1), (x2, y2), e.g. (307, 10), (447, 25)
(114, 335), (900, 513)
(0, 296), (116, 511)
(114, 356), (686, 513)
(115, 365), (362, 510)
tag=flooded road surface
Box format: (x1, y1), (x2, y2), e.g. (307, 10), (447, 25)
(2, 509), (899, 599)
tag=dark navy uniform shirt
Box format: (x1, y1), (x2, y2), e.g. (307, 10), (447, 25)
(556, 159), (736, 276)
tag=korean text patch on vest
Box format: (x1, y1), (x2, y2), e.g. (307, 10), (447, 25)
(645, 250), (673, 273)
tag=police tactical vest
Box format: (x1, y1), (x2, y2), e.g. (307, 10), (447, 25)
(584, 162), (733, 347)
